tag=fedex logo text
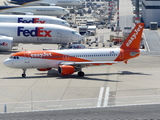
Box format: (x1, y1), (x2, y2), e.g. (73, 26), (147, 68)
(17, 27), (52, 37)
(18, 18), (46, 24)
(0, 42), (8, 46)
(126, 24), (143, 47)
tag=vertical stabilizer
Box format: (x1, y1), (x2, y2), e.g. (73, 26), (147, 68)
(3, 2), (8, 6)
(120, 23), (144, 49)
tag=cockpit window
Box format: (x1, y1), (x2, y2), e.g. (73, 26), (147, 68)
(9, 56), (19, 59)
(62, 21), (67, 24)
(72, 31), (78, 34)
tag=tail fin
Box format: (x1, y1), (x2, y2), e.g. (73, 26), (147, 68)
(120, 23), (144, 49)
(3, 2), (8, 6)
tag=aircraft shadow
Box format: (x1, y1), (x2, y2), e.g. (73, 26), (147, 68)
(0, 50), (20, 55)
(119, 71), (151, 76)
(2, 70), (150, 82)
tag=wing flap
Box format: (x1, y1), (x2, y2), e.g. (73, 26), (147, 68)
(60, 61), (118, 66)
(8, 11), (34, 15)
(32, 2), (55, 6)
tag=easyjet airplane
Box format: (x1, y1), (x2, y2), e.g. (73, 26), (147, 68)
(3, 23), (145, 78)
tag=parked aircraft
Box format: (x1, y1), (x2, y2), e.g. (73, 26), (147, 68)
(7, 0), (82, 6)
(0, 23), (81, 51)
(0, 6), (68, 16)
(3, 23), (145, 77)
(0, 15), (70, 27)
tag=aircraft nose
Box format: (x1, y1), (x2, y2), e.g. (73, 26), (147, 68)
(3, 59), (13, 68)
(78, 1), (82, 5)
(66, 23), (70, 27)
(64, 10), (69, 15)
(74, 33), (82, 42)
(66, 10), (69, 14)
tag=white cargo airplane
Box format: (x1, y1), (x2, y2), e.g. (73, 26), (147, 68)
(0, 15), (70, 27)
(0, 23), (82, 51)
(7, 0), (82, 6)
(0, 6), (68, 16)
(4, 23), (145, 78)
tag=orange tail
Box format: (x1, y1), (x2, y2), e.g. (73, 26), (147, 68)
(120, 23), (144, 49)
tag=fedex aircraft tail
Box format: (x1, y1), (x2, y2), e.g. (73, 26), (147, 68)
(3, 2), (8, 6)
(120, 23), (144, 50)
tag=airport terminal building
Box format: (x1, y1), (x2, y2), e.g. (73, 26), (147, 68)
(141, 0), (160, 27)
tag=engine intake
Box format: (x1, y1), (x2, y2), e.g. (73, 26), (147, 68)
(58, 65), (75, 75)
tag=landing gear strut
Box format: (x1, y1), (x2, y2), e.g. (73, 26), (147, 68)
(78, 71), (85, 77)
(22, 69), (26, 78)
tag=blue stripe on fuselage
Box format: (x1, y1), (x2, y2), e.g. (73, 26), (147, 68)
(8, 0), (40, 5)
(0, 6), (20, 10)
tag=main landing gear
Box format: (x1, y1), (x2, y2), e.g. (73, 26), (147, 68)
(78, 71), (85, 77)
(22, 69), (26, 78)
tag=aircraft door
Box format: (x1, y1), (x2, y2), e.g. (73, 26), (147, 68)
(56, 29), (62, 43)
(63, 55), (70, 61)
(24, 53), (30, 63)
(119, 50), (124, 60)
(61, 30), (71, 43)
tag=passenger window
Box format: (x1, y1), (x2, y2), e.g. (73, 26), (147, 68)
(9, 56), (13, 59)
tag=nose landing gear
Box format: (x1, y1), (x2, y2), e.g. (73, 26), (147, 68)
(22, 69), (26, 77)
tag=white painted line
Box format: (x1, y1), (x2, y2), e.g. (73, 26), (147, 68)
(135, 100), (150, 103)
(16, 107), (31, 109)
(5, 102), (160, 114)
(115, 101), (122, 104)
(103, 87), (110, 107)
(143, 33), (150, 52)
(97, 87), (104, 107)
(77, 103), (92, 106)
(47, 105), (62, 108)
(0, 98), (98, 105)
(154, 32), (160, 45)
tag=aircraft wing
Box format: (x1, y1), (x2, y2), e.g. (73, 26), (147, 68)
(30, 2), (56, 6)
(60, 61), (118, 66)
(7, 11), (34, 15)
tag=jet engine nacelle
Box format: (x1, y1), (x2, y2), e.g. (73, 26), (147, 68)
(58, 65), (75, 75)
(37, 68), (52, 71)
(0, 36), (13, 51)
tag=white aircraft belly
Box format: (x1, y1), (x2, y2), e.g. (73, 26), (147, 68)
(14, 58), (51, 69)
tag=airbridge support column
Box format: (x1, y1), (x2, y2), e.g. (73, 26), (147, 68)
(136, 0), (139, 18)
(135, 0), (140, 23)
(116, 0), (119, 28)
(116, 0), (120, 34)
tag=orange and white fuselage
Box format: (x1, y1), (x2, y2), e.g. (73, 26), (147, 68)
(4, 48), (136, 68)
(3, 23), (145, 77)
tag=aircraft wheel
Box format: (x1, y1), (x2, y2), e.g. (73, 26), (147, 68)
(78, 71), (85, 77)
(22, 74), (26, 78)
(22, 69), (26, 78)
